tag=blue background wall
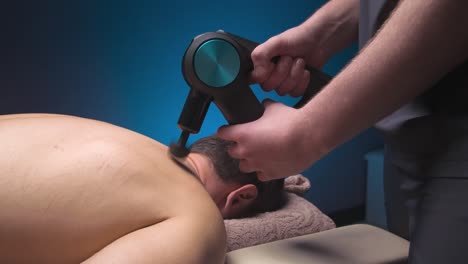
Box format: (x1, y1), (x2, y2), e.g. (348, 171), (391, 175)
(0, 0), (382, 214)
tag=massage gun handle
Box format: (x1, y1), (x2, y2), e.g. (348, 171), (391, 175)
(214, 65), (330, 126)
(223, 31), (331, 109)
(294, 66), (331, 109)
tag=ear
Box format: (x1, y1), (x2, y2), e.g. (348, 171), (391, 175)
(221, 184), (258, 219)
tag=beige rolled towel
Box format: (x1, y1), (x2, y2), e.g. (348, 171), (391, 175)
(284, 174), (311, 196)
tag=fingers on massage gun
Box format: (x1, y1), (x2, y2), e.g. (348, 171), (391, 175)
(226, 32), (331, 109)
(267, 55), (332, 109)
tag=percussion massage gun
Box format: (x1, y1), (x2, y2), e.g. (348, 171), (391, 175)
(169, 30), (331, 158)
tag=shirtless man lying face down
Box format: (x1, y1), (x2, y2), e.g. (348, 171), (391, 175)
(0, 114), (284, 264)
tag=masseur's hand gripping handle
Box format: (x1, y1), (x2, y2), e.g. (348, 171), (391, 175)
(225, 31), (331, 114)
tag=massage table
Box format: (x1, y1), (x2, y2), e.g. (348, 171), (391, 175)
(226, 224), (409, 264)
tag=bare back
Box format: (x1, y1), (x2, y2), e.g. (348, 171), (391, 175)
(0, 114), (225, 263)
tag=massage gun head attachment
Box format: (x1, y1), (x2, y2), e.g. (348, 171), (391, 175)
(169, 131), (190, 158)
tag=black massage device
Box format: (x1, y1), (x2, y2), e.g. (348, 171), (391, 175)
(169, 30), (331, 158)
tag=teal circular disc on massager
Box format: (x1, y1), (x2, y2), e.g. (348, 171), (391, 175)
(194, 39), (240, 88)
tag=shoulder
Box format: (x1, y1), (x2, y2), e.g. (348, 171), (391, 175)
(169, 202), (227, 263)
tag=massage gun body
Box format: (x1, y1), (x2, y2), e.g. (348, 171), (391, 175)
(170, 31), (331, 158)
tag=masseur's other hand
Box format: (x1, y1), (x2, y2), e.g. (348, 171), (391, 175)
(250, 25), (328, 97)
(218, 100), (314, 181)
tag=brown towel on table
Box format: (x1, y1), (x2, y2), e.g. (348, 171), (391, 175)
(225, 174), (335, 252)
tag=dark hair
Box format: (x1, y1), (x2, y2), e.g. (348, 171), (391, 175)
(190, 135), (285, 217)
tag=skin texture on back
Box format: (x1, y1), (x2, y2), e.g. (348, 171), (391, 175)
(0, 114), (226, 264)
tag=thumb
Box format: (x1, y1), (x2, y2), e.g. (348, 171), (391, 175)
(262, 99), (290, 115)
(252, 35), (289, 65)
(251, 36), (288, 84)
(217, 124), (243, 142)
(262, 98), (277, 108)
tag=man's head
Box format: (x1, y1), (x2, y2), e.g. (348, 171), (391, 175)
(186, 135), (285, 219)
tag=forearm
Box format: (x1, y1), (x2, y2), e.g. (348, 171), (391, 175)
(304, 0), (360, 60)
(300, 0), (468, 155)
